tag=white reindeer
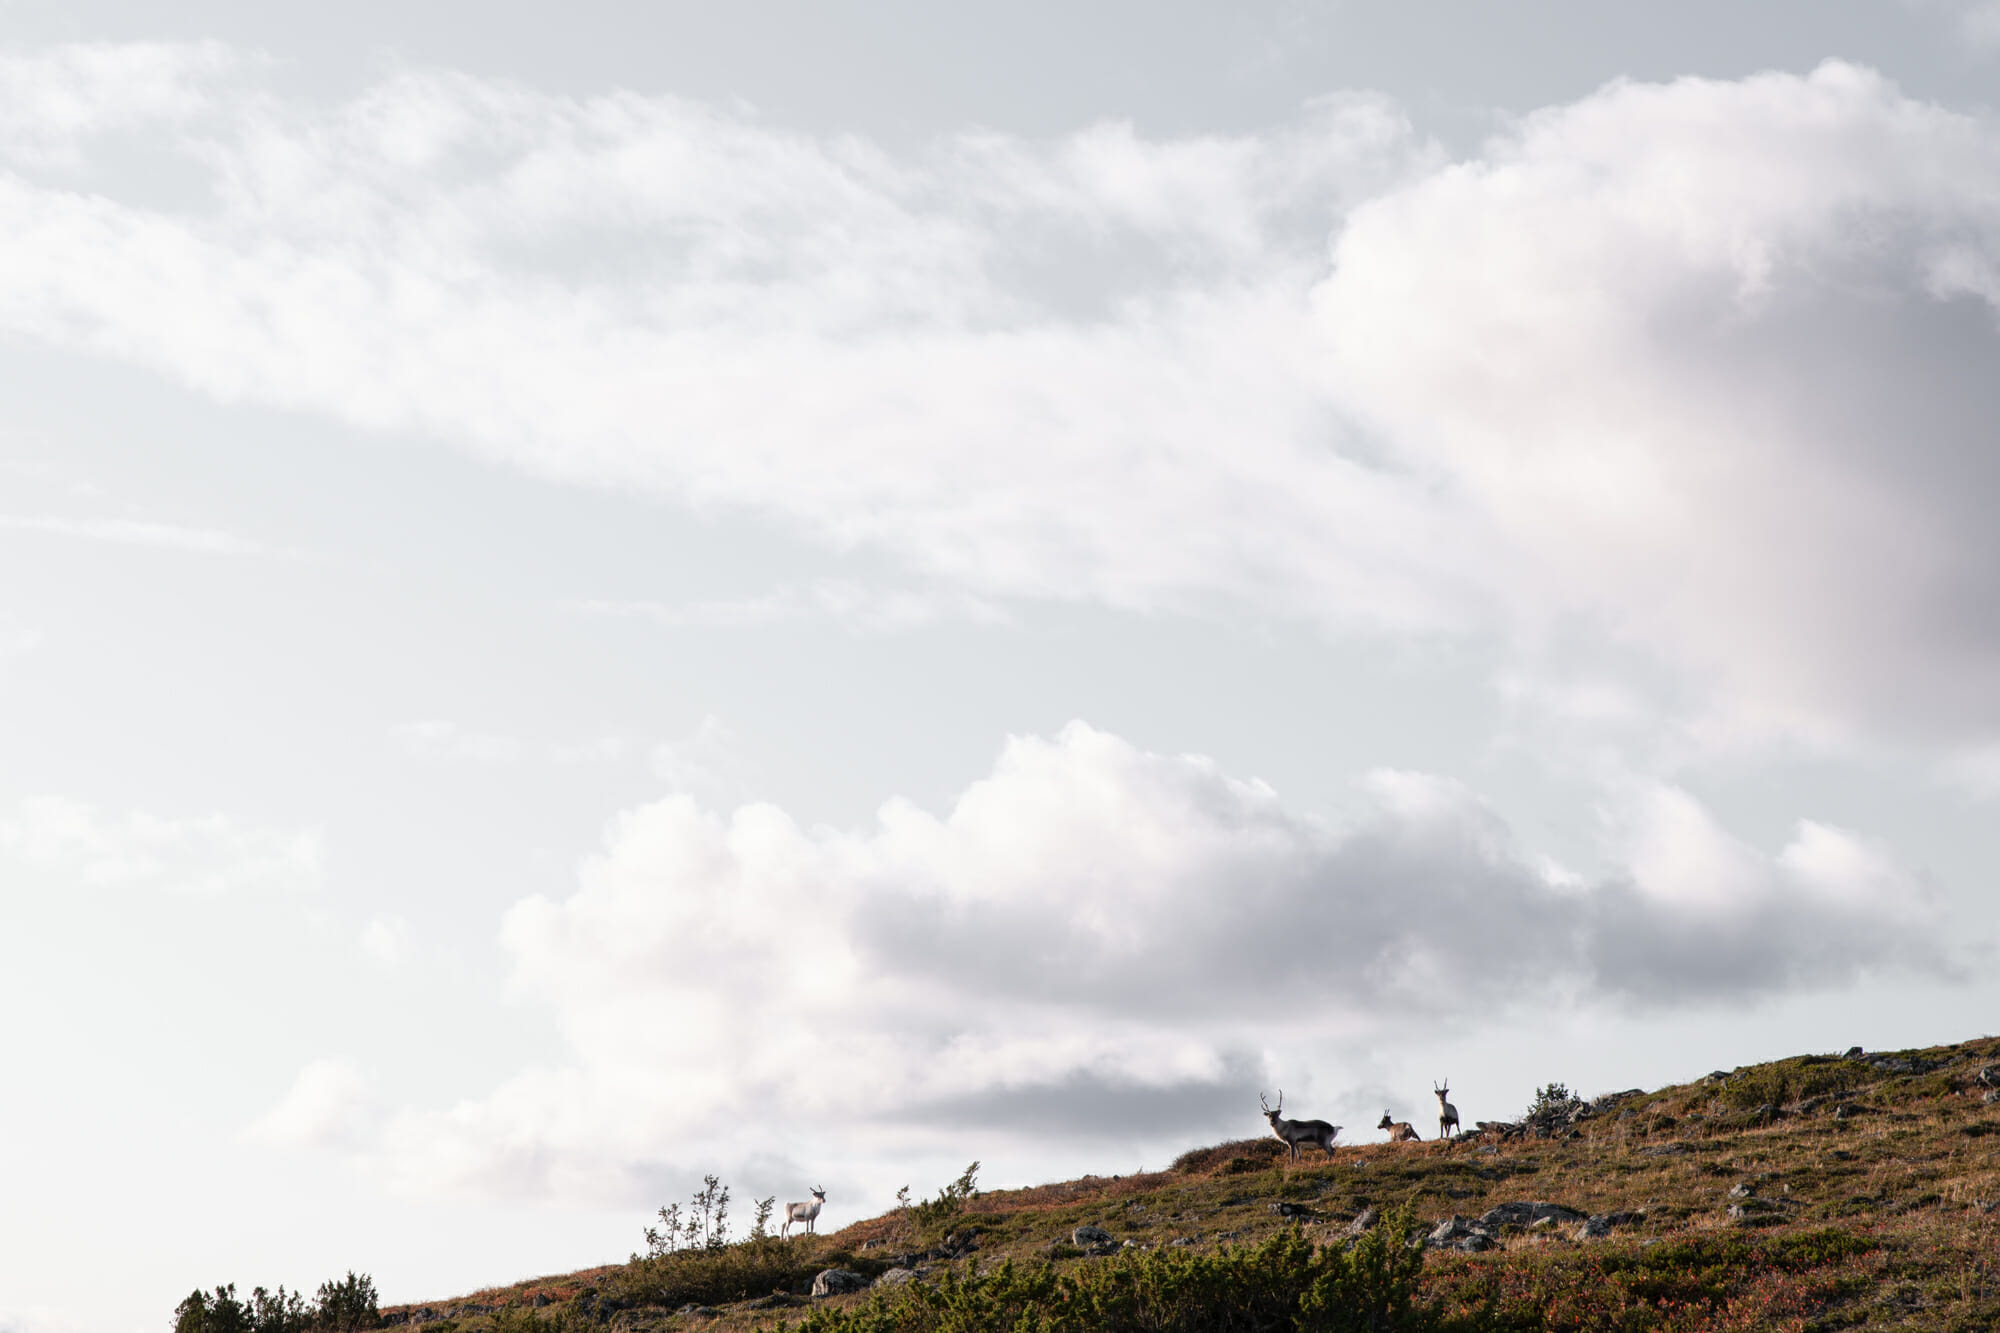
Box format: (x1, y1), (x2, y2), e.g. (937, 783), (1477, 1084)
(1260, 1091), (1340, 1162)
(1434, 1081), (1460, 1141)
(782, 1186), (826, 1239)
(1376, 1110), (1422, 1143)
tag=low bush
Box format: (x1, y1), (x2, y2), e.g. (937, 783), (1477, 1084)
(778, 1206), (1436, 1333)
(611, 1236), (859, 1309)
(1169, 1138), (1287, 1176)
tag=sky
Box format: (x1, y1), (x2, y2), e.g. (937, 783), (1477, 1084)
(5, 1), (2000, 1329)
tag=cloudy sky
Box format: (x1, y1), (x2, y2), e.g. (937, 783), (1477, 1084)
(7, 1), (2000, 1328)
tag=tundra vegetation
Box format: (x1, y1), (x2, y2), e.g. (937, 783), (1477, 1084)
(189, 1036), (2000, 1331)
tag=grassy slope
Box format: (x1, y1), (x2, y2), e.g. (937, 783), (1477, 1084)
(387, 1034), (2000, 1331)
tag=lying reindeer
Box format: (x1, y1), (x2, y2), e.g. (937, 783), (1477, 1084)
(1376, 1110), (1422, 1143)
(1261, 1090), (1340, 1162)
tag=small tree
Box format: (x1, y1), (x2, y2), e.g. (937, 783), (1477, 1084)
(908, 1162), (980, 1243)
(313, 1272), (379, 1333)
(749, 1195), (777, 1241)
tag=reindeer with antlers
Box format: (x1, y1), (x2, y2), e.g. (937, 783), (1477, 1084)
(1434, 1081), (1460, 1141)
(1260, 1091), (1340, 1162)
(1376, 1111), (1422, 1143)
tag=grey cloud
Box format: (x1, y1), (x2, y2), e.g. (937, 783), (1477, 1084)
(841, 733), (1946, 1016)
(900, 1052), (1266, 1141)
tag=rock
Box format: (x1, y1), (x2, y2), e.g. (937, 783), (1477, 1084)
(1268, 1201), (1315, 1218)
(1428, 1215), (1495, 1252)
(746, 1293), (800, 1310)
(860, 1238), (887, 1250)
(1975, 1066), (2000, 1089)
(529, 1295), (549, 1308)
(1726, 1197), (1788, 1226)
(1072, 1224), (1114, 1247)
(1834, 1102), (1873, 1120)
(675, 1304), (717, 1318)
(1578, 1210), (1643, 1239)
(1640, 1142), (1688, 1156)
(873, 1267), (924, 1289)
(1844, 1046), (1864, 1060)
(811, 1270), (869, 1299)
(1727, 1182), (1755, 1199)
(1478, 1201), (1586, 1230)
(1985, 1090), (2000, 1105)
(1170, 1236), (1198, 1247)
(1344, 1206), (1380, 1237)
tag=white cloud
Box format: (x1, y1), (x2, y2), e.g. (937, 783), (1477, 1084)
(390, 719), (520, 763)
(578, 579), (1009, 632)
(648, 715), (760, 807)
(0, 1304), (93, 1333)
(361, 914), (412, 966)
(246, 1057), (379, 1149)
(337, 722), (1942, 1203)
(0, 796), (324, 895)
(1314, 61), (2000, 747)
(2, 50), (1999, 758)
(0, 41), (237, 167)
(0, 513), (267, 554)
(550, 734), (634, 765)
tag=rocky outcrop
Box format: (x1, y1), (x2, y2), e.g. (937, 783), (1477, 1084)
(811, 1270), (868, 1299)
(1479, 1201), (1585, 1230)
(1070, 1224), (1119, 1256)
(1427, 1215), (1494, 1252)
(1578, 1210), (1645, 1239)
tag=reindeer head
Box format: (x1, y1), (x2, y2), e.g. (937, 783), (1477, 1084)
(811, 1187), (826, 1203)
(1376, 1111), (1394, 1130)
(1434, 1081), (1450, 1102)
(1260, 1090), (1283, 1123)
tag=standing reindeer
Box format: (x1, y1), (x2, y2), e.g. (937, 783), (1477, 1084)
(1376, 1110), (1422, 1143)
(1260, 1091), (1340, 1162)
(1434, 1082), (1460, 1141)
(782, 1186), (826, 1239)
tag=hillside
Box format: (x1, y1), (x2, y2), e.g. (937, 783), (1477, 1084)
(374, 1036), (2000, 1331)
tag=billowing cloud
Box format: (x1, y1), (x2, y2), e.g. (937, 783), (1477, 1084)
(1316, 61), (2000, 746)
(3, 51), (1999, 757)
(0, 796), (324, 896)
(335, 722), (1940, 1202)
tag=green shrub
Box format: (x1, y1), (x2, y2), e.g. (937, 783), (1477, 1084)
(905, 1163), (980, 1245)
(775, 1206), (1438, 1333)
(174, 1275), (375, 1333)
(315, 1274), (380, 1333)
(613, 1236), (873, 1309)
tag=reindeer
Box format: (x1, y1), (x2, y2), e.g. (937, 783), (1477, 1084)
(1260, 1091), (1340, 1162)
(1376, 1110), (1422, 1143)
(1434, 1081), (1460, 1141)
(782, 1186), (826, 1239)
